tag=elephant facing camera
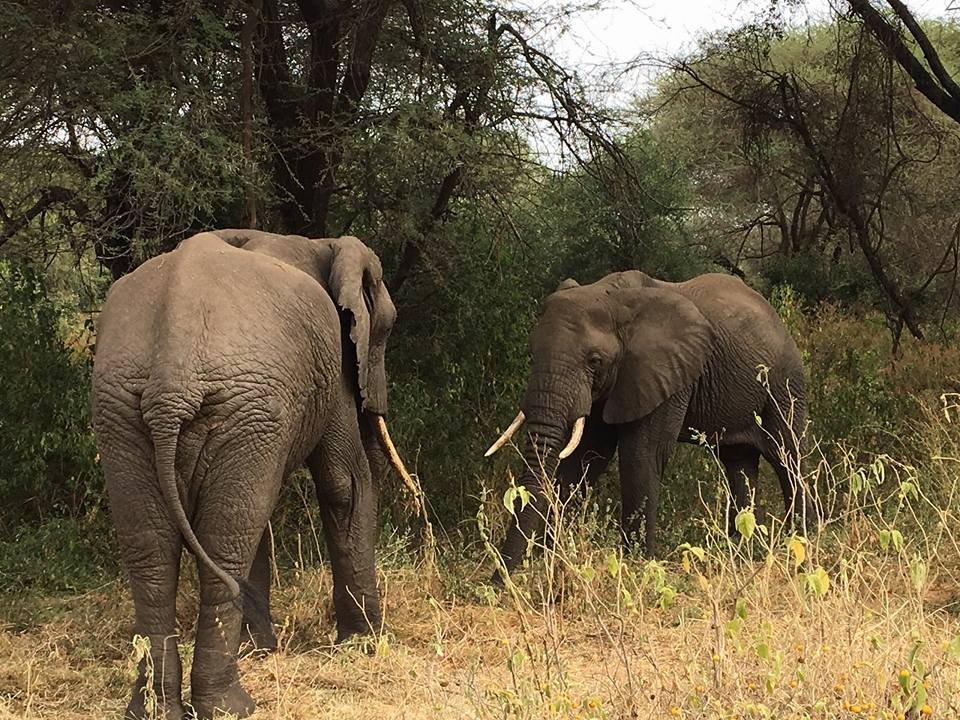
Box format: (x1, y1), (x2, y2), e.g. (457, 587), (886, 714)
(485, 269), (821, 581)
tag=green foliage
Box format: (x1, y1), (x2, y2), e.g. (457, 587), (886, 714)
(0, 515), (116, 598)
(0, 261), (100, 525)
(541, 133), (714, 285)
(387, 208), (544, 523)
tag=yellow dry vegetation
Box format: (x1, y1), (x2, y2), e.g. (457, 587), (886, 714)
(4, 395), (960, 719)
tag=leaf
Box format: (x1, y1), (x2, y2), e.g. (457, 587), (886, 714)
(502, 487), (516, 514)
(908, 638), (923, 667)
(805, 566), (830, 598)
(755, 641), (770, 660)
(947, 635), (960, 661)
(850, 469), (865, 495)
(735, 509), (757, 540)
(872, 457), (886, 484)
(724, 618), (742, 637)
(755, 364), (770, 386)
(787, 536), (806, 569)
(606, 552), (620, 578)
(679, 542), (705, 562)
(516, 485), (531, 510)
(900, 481), (919, 501)
(892, 529), (904, 551)
(879, 529), (891, 550)
(658, 585), (676, 610)
(909, 555), (928, 592)
(914, 679), (927, 711)
(502, 485), (531, 515)
(735, 597), (748, 619)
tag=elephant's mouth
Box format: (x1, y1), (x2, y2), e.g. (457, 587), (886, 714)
(484, 411), (586, 460)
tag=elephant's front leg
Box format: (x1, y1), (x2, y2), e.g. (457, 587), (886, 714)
(617, 389), (691, 556)
(309, 419), (382, 642)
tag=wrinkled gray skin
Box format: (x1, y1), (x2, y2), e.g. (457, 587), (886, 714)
(91, 229), (396, 719)
(495, 271), (819, 577)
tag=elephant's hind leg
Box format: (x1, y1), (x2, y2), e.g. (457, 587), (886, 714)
(718, 444), (760, 539)
(102, 433), (185, 720)
(760, 387), (819, 533)
(188, 452), (285, 720)
(240, 529), (277, 656)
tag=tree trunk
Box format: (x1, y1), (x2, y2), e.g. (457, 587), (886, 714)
(240, 0), (261, 229)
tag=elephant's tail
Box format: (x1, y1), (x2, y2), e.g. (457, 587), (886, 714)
(150, 416), (264, 617)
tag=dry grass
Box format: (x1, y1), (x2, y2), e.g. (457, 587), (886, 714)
(1, 548), (958, 720)
(4, 409), (960, 719)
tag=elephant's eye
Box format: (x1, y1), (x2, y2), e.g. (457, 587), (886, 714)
(586, 352), (603, 371)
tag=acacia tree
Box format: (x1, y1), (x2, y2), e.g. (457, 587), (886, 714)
(651, 18), (960, 343)
(0, 2), (251, 278)
(250, 0), (627, 291)
(848, 0), (960, 125)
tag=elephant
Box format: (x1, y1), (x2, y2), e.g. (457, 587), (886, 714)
(91, 229), (414, 720)
(485, 270), (819, 577)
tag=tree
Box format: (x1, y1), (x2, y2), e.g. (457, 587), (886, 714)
(649, 17), (960, 343)
(848, 0), (960, 126)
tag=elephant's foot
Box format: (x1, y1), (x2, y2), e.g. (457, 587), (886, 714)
(334, 618), (381, 651)
(124, 690), (185, 720)
(239, 619), (278, 657)
(124, 659), (185, 719)
(189, 681), (256, 720)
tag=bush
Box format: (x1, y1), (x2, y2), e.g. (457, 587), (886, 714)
(0, 260), (101, 526)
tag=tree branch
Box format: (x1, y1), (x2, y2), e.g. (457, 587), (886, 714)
(0, 187), (86, 249)
(848, 0), (960, 125)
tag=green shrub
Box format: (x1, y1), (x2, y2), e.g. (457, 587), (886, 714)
(0, 260), (101, 525)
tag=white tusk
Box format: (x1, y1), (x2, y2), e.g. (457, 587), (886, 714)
(484, 411), (526, 457)
(557, 416), (586, 459)
(375, 415), (420, 499)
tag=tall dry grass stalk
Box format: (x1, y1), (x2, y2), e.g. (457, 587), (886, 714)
(2, 399), (960, 719)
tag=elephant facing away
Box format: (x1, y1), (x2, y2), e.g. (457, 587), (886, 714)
(92, 230), (411, 720)
(486, 270), (819, 577)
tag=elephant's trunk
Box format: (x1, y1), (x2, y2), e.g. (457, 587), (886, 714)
(495, 418), (566, 578)
(492, 367), (592, 582)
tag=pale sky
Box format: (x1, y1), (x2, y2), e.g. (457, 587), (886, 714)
(530, 0), (955, 92)
(519, 0), (956, 161)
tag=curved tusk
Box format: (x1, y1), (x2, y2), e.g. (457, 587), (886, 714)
(374, 415), (420, 499)
(557, 416), (586, 459)
(484, 410), (526, 457)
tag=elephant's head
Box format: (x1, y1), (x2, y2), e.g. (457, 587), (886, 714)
(210, 229), (417, 497)
(212, 228), (395, 412)
(485, 271), (714, 570)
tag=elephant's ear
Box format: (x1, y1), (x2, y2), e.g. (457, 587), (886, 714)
(602, 287), (714, 425)
(328, 237), (397, 415)
(556, 278), (580, 292)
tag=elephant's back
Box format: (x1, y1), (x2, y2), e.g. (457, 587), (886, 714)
(93, 233), (340, 424)
(675, 274), (802, 437)
(675, 274), (790, 361)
